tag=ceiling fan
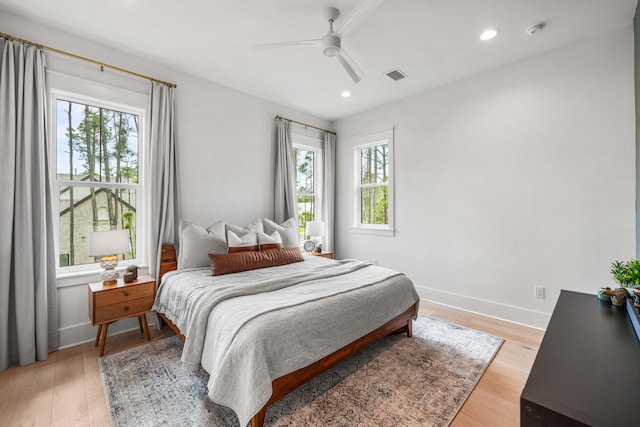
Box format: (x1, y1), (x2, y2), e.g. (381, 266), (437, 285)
(254, 0), (385, 83)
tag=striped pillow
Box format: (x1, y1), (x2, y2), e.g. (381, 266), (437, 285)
(257, 231), (282, 251)
(209, 247), (304, 276)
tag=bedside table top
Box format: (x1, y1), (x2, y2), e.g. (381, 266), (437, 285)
(88, 274), (155, 293)
(312, 251), (334, 259)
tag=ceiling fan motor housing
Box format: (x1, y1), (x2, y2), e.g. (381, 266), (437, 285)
(323, 7), (340, 21)
(323, 34), (341, 56)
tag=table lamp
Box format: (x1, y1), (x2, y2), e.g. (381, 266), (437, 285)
(88, 229), (131, 285)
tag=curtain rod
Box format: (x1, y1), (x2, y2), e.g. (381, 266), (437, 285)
(0, 31), (177, 88)
(275, 115), (336, 135)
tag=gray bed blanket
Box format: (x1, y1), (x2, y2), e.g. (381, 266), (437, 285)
(153, 257), (419, 426)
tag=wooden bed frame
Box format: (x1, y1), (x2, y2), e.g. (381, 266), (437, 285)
(157, 244), (419, 427)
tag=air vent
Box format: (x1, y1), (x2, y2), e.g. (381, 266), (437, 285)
(385, 69), (407, 81)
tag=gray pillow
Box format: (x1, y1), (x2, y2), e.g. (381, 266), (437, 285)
(178, 220), (227, 269)
(225, 218), (264, 237)
(263, 217), (299, 248)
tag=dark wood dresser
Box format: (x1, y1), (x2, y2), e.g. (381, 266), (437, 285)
(521, 290), (640, 426)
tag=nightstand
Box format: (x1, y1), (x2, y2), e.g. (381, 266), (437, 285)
(313, 251), (334, 259)
(88, 274), (156, 356)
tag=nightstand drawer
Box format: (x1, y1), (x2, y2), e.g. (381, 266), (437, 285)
(93, 298), (153, 324)
(94, 281), (155, 307)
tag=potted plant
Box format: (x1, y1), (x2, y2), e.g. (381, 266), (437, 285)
(611, 260), (640, 292)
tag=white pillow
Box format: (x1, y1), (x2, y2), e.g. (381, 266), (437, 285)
(257, 231), (282, 251)
(225, 219), (264, 237)
(178, 220), (227, 269)
(227, 230), (259, 253)
(263, 217), (299, 248)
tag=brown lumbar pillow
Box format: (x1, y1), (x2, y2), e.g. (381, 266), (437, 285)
(209, 247), (304, 276)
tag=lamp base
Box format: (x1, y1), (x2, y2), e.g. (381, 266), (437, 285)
(100, 255), (119, 285)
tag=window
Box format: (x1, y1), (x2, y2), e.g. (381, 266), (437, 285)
(353, 128), (394, 235)
(49, 75), (147, 274)
(293, 133), (323, 242)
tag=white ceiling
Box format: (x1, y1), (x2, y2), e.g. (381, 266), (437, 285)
(0, 0), (636, 121)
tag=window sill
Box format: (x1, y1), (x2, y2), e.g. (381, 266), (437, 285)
(56, 265), (149, 288)
(350, 227), (395, 237)
(56, 270), (104, 288)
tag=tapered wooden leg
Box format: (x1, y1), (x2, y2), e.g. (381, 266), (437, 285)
(138, 316), (144, 333)
(94, 324), (103, 347)
(250, 408), (266, 427)
(99, 322), (109, 357)
(141, 314), (151, 341)
(406, 318), (413, 338)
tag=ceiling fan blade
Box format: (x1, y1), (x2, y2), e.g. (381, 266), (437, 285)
(334, 0), (385, 37)
(337, 49), (365, 83)
(253, 39), (322, 50)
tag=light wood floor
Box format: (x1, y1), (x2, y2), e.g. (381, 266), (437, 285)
(422, 304), (544, 427)
(0, 303), (544, 427)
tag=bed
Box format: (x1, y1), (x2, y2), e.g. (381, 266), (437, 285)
(154, 243), (420, 427)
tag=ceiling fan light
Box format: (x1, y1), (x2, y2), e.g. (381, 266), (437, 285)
(323, 34), (341, 57)
(324, 46), (340, 57)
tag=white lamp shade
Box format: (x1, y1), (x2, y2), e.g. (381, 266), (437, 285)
(88, 230), (131, 257)
(306, 221), (325, 237)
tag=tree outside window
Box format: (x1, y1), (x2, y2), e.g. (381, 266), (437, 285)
(295, 147), (316, 242)
(360, 144), (389, 225)
(353, 128), (394, 235)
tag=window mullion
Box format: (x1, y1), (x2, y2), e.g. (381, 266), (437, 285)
(56, 180), (138, 189)
(359, 183), (388, 189)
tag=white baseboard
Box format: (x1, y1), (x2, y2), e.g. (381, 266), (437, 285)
(58, 313), (160, 350)
(416, 285), (550, 330)
(57, 290), (548, 349)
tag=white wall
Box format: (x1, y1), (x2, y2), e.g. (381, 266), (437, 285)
(333, 26), (636, 329)
(2, 13), (634, 344)
(0, 11), (331, 348)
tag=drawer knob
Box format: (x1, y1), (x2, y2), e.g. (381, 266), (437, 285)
(124, 292), (129, 297)
(124, 306), (129, 311)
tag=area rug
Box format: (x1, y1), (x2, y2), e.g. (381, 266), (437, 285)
(99, 316), (503, 427)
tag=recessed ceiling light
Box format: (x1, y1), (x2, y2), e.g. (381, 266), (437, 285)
(341, 91), (351, 98)
(480, 28), (500, 41)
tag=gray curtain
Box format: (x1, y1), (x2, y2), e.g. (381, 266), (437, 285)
(274, 119), (297, 224)
(147, 82), (179, 278)
(322, 132), (336, 252)
(0, 37), (58, 372)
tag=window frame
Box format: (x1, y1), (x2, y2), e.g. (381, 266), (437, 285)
(293, 132), (323, 243)
(352, 127), (395, 236)
(48, 74), (148, 277)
